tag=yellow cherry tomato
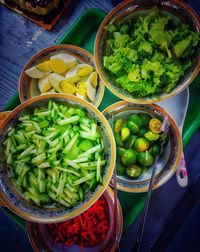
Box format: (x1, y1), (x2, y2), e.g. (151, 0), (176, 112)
(149, 118), (162, 133)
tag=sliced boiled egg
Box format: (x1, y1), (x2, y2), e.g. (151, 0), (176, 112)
(48, 73), (65, 93)
(49, 59), (68, 74)
(89, 72), (98, 88)
(36, 61), (51, 72)
(60, 80), (77, 94)
(50, 53), (77, 71)
(76, 81), (87, 99)
(86, 72), (97, 102)
(25, 66), (51, 79)
(38, 76), (52, 93)
(45, 88), (56, 93)
(65, 64), (93, 83)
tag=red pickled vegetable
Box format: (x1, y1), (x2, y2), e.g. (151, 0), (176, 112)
(48, 196), (109, 249)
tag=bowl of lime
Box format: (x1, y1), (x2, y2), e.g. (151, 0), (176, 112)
(103, 101), (182, 192)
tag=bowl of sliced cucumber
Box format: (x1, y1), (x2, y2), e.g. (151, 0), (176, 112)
(0, 93), (115, 222)
(19, 44), (105, 108)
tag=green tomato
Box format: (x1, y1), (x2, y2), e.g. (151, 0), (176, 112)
(144, 131), (159, 142)
(138, 127), (148, 137)
(126, 165), (141, 178)
(134, 138), (150, 152)
(138, 113), (152, 126)
(125, 135), (137, 148)
(127, 120), (139, 133)
(116, 160), (126, 176)
(138, 152), (154, 166)
(121, 149), (137, 166)
(128, 114), (143, 127)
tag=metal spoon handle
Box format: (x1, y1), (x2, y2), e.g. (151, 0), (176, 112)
(133, 115), (170, 252)
(110, 113), (120, 252)
(133, 152), (161, 252)
(113, 166), (121, 252)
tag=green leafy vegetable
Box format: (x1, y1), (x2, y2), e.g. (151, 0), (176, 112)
(103, 6), (199, 97)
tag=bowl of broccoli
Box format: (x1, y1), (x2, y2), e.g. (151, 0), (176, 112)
(95, 0), (200, 103)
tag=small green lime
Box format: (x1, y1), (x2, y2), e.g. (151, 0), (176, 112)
(125, 135), (137, 148)
(149, 118), (162, 133)
(128, 114), (143, 127)
(78, 139), (94, 151)
(117, 147), (126, 156)
(114, 118), (123, 133)
(151, 144), (160, 157)
(114, 132), (123, 147)
(121, 149), (137, 166)
(138, 152), (154, 166)
(138, 127), (148, 137)
(126, 165), (141, 178)
(144, 131), (159, 142)
(121, 127), (130, 141)
(116, 160), (126, 176)
(138, 113), (152, 126)
(134, 138), (150, 152)
(127, 120), (139, 133)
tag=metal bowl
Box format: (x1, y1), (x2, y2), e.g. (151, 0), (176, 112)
(103, 101), (182, 192)
(0, 93), (115, 222)
(95, 0), (200, 104)
(19, 44), (105, 108)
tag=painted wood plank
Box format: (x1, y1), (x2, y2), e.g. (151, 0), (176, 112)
(0, 0), (114, 109)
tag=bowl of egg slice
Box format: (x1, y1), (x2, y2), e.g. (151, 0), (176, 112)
(19, 45), (104, 107)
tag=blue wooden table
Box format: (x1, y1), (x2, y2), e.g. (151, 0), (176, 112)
(0, 0), (114, 110)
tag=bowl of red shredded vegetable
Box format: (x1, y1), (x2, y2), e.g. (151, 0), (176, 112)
(27, 186), (123, 252)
